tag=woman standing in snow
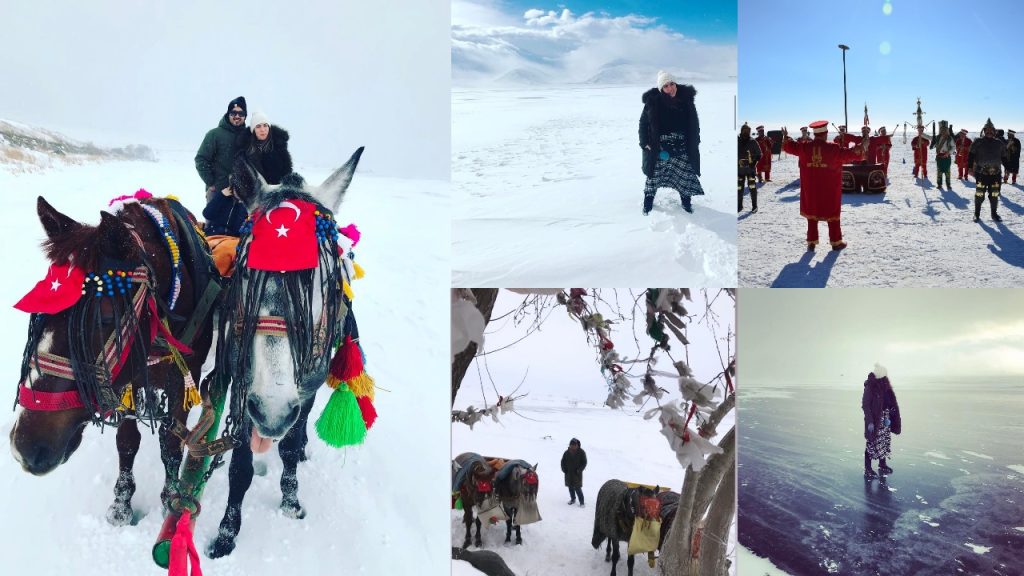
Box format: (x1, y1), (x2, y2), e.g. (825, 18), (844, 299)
(862, 364), (901, 479)
(639, 70), (703, 215)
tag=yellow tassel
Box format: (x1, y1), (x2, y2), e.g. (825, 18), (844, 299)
(343, 280), (354, 301)
(120, 383), (135, 411)
(166, 194), (180, 201)
(347, 371), (375, 401)
(184, 382), (202, 411)
(353, 261), (365, 279)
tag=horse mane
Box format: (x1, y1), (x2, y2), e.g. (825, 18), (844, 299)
(42, 202), (151, 272)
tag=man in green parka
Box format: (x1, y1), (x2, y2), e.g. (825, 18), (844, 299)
(195, 96), (248, 201)
(561, 437), (587, 507)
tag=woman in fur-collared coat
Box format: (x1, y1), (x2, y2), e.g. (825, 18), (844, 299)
(639, 70), (704, 215)
(862, 364), (902, 479)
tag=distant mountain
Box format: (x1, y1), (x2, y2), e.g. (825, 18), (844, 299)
(493, 67), (555, 86)
(0, 119), (155, 172)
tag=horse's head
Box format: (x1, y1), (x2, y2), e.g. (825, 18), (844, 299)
(11, 198), (146, 475)
(230, 148), (363, 446)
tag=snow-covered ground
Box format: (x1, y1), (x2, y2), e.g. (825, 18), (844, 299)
(739, 133), (1024, 286)
(452, 83), (736, 287)
(451, 395), (736, 575)
(0, 151), (449, 574)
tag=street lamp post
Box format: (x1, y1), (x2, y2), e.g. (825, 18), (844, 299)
(839, 44), (850, 131)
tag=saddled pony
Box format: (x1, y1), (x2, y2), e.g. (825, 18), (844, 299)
(452, 452), (497, 548)
(656, 490), (679, 552)
(492, 459), (540, 545)
(10, 195), (216, 526)
(207, 148), (370, 558)
(592, 479), (661, 576)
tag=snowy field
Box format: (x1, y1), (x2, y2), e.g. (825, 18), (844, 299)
(452, 83), (737, 287)
(738, 385), (1024, 575)
(451, 395), (736, 576)
(738, 133), (1024, 287)
(0, 152), (449, 575)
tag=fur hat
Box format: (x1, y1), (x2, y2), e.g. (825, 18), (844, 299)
(569, 438), (581, 447)
(656, 70), (676, 90)
(250, 111), (271, 131)
(226, 96), (247, 116)
(871, 363), (888, 379)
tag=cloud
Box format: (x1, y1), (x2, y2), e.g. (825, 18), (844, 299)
(885, 319), (1024, 353)
(452, 1), (736, 87)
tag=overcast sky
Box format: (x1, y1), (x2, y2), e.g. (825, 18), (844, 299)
(456, 289), (735, 409)
(452, 0), (736, 85)
(740, 289), (1024, 388)
(0, 0), (449, 180)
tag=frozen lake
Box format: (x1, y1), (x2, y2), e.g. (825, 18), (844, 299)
(738, 385), (1024, 575)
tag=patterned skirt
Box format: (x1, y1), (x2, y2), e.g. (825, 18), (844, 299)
(866, 408), (893, 460)
(644, 133), (704, 198)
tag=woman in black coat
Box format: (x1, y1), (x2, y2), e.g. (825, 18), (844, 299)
(862, 364), (901, 479)
(203, 111), (293, 236)
(639, 70), (704, 215)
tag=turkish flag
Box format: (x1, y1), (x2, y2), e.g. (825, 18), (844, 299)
(14, 262), (86, 314)
(246, 199), (319, 271)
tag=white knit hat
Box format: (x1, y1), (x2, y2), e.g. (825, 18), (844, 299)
(250, 111), (271, 132)
(657, 70), (676, 90)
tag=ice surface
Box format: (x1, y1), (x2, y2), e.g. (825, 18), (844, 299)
(739, 133), (1024, 286)
(0, 153), (450, 575)
(453, 84), (736, 286)
(962, 451), (994, 460)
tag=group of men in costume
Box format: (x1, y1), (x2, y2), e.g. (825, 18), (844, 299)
(739, 117), (1024, 247)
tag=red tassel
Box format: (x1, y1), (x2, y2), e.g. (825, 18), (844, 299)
(357, 395), (377, 429)
(329, 336), (365, 382)
(168, 509), (202, 576)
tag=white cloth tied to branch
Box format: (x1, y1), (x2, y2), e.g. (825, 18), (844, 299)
(651, 403), (723, 471)
(451, 297), (486, 361)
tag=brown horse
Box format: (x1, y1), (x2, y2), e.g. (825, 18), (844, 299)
(453, 452), (497, 548)
(10, 196), (216, 526)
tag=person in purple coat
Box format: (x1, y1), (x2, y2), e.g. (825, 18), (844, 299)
(862, 364), (902, 479)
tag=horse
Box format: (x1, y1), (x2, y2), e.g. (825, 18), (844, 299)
(206, 148), (367, 558)
(9, 194), (217, 527)
(656, 490), (679, 551)
(592, 479), (661, 576)
(453, 452), (497, 548)
(492, 459), (540, 545)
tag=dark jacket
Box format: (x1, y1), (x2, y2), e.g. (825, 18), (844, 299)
(1003, 136), (1021, 170)
(969, 136), (1007, 174)
(195, 115), (249, 191)
(639, 85), (700, 177)
(738, 135), (761, 177)
(236, 125), (293, 185)
(202, 192), (247, 236)
(862, 374), (901, 440)
(561, 446), (587, 488)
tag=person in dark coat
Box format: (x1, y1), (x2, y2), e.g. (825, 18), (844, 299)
(196, 96), (248, 202)
(639, 70), (703, 215)
(862, 364), (901, 480)
(1002, 129), (1021, 184)
(738, 123), (762, 213)
(561, 438), (587, 507)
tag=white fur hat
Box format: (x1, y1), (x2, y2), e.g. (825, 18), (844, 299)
(872, 363), (888, 379)
(250, 111), (271, 132)
(657, 70), (676, 90)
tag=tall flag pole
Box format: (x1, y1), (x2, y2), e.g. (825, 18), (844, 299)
(839, 44), (850, 131)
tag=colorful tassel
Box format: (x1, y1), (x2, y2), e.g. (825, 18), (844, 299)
(336, 336), (365, 380)
(183, 373), (201, 411)
(343, 280), (354, 301)
(357, 395), (377, 429)
(315, 385), (367, 448)
(120, 383), (135, 411)
(347, 371), (376, 401)
(353, 261), (365, 279)
(339, 223), (361, 246)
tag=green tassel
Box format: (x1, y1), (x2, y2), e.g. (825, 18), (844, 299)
(315, 385), (367, 448)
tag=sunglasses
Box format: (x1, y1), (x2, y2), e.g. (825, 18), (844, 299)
(228, 111), (246, 118)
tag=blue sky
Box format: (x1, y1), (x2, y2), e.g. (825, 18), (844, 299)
(501, 0), (737, 42)
(740, 0), (1024, 131)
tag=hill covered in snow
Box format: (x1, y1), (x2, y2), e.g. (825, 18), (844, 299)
(0, 118), (156, 172)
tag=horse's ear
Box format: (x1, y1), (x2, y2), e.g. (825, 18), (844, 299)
(96, 211), (134, 257)
(533, 462), (539, 471)
(38, 196), (80, 240)
(313, 146), (364, 213)
(230, 156), (265, 212)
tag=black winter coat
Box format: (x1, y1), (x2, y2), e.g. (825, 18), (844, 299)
(738, 136), (761, 176)
(235, 125), (293, 185)
(561, 448), (587, 488)
(862, 375), (901, 441)
(202, 192), (247, 237)
(639, 85), (700, 177)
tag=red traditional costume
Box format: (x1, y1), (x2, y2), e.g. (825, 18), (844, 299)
(873, 130), (893, 175)
(755, 126), (773, 182)
(783, 120), (865, 249)
(911, 132), (930, 178)
(955, 130), (972, 179)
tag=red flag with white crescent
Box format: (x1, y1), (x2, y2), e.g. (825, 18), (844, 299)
(246, 199), (319, 271)
(14, 262), (86, 314)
